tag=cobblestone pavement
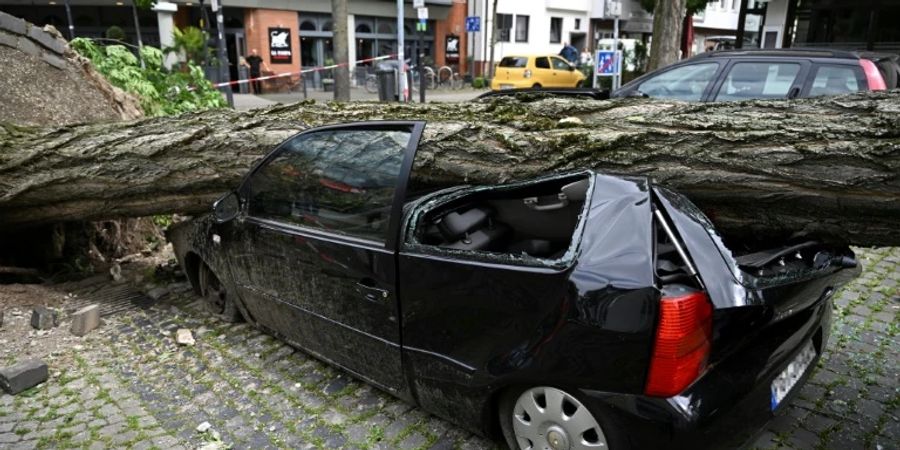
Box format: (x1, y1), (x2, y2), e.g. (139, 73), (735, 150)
(0, 247), (897, 450)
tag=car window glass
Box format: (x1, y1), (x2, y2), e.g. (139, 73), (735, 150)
(499, 57), (528, 68)
(638, 63), (718, 101)
(551, 57), (570, 70)
(808, 65), (861, 96)
(246, 128), (411, 243)
(716, 62), (800, 101)
(535, 57), (550, 69)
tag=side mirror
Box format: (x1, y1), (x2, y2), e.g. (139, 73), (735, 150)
(568, 65), (576, 71)
(213, 191), (241, 223)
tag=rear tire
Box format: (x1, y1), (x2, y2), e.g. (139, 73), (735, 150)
(532, 83), (542, 89)
(198, 263), (243, 323)
(498, 386), (627, 450)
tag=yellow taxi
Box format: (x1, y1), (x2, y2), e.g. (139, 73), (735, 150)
(491, 55), (587, 90)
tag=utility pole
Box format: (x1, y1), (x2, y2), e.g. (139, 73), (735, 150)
(396, 0), (407, 102)
(488, 0), (498, 79)
(130, 1), (145, 69)
(611, 0), (620, 90)
(63, 0), (75, 40)
(211, 0), (234, 107)
(415, 2), (427, 103)
(331, 0), (350, 101)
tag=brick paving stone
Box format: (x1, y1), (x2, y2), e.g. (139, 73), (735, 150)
(0, 246), (896, 450)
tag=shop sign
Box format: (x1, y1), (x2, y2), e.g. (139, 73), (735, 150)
(446, 35), (460, 62)
(269, 27), (293, 64)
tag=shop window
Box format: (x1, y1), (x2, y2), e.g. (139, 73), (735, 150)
(356, 23), (372, 33)
(322, 21), (333, 32)
(300, 20), (316, 31)
(377, 22), (395, 34)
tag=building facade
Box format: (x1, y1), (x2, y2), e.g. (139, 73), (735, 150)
(739, 0), (900, 53)
(0, 0), (468, 88)
(467, 0), (593, 76)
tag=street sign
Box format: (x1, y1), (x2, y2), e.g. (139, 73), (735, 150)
(595, 50), (618, 75)
(465, 16), (480, 32)
(417, 7), (429, 20)
(413, 0), (425, 8)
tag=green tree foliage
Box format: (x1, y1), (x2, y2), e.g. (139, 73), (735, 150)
(71, 38), (227, 117)
(641, 0), (715, 15)
(165, 26), (211, 67)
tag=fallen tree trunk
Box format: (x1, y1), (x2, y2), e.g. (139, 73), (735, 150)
(1, 92), (899, 246)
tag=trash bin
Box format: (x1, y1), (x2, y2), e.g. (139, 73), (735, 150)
(376, 69), (396, 102)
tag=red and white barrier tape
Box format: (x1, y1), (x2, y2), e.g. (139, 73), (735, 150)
(208, 54), (397, 89)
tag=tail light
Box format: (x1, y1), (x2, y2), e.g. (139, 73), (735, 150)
(859, 59), (887, 91)
(524, 69), (532, 79)
(645, 291), (713, 397)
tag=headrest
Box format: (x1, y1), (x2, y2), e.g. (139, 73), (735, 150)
(438, 207), (490, 240)
(561, 178), (590, 202)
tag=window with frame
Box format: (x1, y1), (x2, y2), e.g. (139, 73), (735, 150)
(515, 15), (529, 43)
(497, 13), (512, 42)
(550, 56), (571, 70)
(550, 17), (562, 43)
(639, 63), (719, 101)
(715, 62), (801, 101)
(246, 127), (412, 243)
(807, 65), (862, 97)
(535, 57), (551, 69)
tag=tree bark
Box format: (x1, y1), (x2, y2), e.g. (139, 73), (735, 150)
(1, 92), (899, 247)
(331, 0), (351, 102)
(647, 0), (686, 71)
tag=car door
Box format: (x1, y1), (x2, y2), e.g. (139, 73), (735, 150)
(533, 56), (552, 87)
(711, 59), (810, 101)
(224, 121), (423, 397)
(626, 61), (723, 101)
(550, 56), (577, 86)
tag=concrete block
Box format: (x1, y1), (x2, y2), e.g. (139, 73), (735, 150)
(0, 11), (26, 36)
(30, 307), (58, 330)
(70, 304), (100, 337)
(0, 30), (16, 49)
(0, 359), (49, 395)
(16, 36), (39, 57)
(42, 51), (67, 70)
(27, 25), (65, 54)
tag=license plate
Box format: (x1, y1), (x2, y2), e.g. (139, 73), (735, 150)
(770, 340), (816, 410)
(500, 84), (514, 90)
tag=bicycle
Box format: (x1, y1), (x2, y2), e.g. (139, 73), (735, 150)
(437, 66), (464, 90)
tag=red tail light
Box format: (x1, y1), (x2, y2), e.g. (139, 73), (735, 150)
(860, 59), (887, 91)
(645, 291), (713, 397)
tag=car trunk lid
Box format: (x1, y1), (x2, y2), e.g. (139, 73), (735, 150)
(652, 186), (860, 315)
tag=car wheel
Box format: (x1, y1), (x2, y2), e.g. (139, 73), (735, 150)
(532, 83), (542, 89)
(499, 386), (623, 450)
(575, 80), (584, 88)
(198, 263), (242, 323)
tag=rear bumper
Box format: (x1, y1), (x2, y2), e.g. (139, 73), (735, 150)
(581, 295), (833, 449)
(490, 78), (536, 90)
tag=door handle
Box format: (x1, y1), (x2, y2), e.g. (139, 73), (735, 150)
(356, 279), (389, 302)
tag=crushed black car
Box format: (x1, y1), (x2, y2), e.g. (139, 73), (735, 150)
(167, 121), (860, 450)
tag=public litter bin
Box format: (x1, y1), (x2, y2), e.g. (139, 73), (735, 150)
(376, 69), (396, 102)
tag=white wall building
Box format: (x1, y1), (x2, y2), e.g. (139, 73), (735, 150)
(468, 0), (592, 75)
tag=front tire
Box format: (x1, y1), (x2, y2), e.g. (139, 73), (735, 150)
(499, 386), (623, 450)
(198, 263), (243, 323)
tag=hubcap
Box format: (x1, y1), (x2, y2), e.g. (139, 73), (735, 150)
(511, 387), (608, 450)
